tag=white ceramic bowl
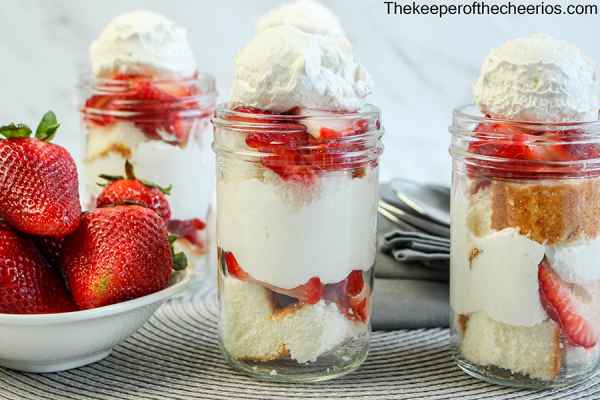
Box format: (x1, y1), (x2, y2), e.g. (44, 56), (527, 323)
(0, 270), (191, 373)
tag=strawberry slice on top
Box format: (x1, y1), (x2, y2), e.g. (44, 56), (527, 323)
(231, 106), (371, 184)
(83, 74), (199, 146)
(538, 259), (599, 349)
(468, 121), (600, 178)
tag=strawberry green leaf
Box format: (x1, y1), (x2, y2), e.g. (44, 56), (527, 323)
(172, 252), (188, 271)
(141, 180), (172, 195)
(123, 161), (172, 195)
(35, 111), (60, 141)
(0, 123), (32, 139)
(98, 174), (124, 182)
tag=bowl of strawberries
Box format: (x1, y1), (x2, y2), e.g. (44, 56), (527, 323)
(0, 113), (191, 373)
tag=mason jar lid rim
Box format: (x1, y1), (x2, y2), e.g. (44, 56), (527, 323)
(453, 104), (600, 128)
(214, 102), (381, 124)
(78, 71), (217, 90)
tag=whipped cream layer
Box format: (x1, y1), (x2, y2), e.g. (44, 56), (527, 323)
(474, 33), (600, 122)
(258, 0), (344, 36)
(230, 25), (372, 113)
(453, 176), (600, 328)
(218, 168), (378, 289)
(90, 10), (196, 77)
(546, 240), (600, 285)
(451, 183), (547, 327)
(84, 122), (214, 221)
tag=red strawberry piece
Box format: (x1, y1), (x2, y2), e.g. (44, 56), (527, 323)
(469, 122), (600, 178)
(84, 75), (198, 146)
(154, 80), (194, 98)
(61, 205), (176, 310)
(268, 277), (324, 305)
(324, 270), (370, 322)
(0, 113), (81, 237)
(167, 218), (206, 251)
(469, 123), (541, 160)
(538, 259), (598, 348)
(245, 131), (309, 152)
(349, 296), (369, 323)
(229, 106), (277, 124)
(232, 106), (373, 184)
(0, 222), (74, 314)
(83, 95), (118, 126)
(223, 251), (249, 281)
(298, 277), (325, 305)
(346, 270), (365, 297)
(97, 161), (172, 221)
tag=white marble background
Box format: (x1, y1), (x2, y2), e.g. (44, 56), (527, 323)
(0, 0), (598, 184)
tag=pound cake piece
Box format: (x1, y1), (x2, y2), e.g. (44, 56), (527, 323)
(461, 312), (561, 381)
(490, 178), (600, 245)
(222, 278), (364, 363)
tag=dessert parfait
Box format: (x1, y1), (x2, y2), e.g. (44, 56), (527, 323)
(212, 0), (383, 382)
(450, 34), (600, 387)
(80, 10), (216, 276)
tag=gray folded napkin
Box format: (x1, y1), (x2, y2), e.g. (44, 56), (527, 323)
(381, 231), (450, 263)
(371, 182), (451, 331)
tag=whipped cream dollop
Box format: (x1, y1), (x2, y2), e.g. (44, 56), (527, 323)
(452, 227), (547, 327)
(90, 10), (196, 77)
(257, 0), (344, 36)
(546, 239), (600, 285)
(474, 33), (600, 122)
(230, 25), (372, 112)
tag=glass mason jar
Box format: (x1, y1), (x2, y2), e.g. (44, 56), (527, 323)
(79, 74), (217, 282)
(450, 105), (600, 388)
(212, 104), (384, 382)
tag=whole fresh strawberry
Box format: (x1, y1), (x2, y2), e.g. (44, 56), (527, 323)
(0, 112), (81, 237)
(61, 205), (186, 310)
(96, 161), (172, 221)
(0, 221), (74, 314)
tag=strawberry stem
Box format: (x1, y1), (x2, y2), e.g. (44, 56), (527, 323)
(125, 160), (136, 180)
(98, 161), (172, 195)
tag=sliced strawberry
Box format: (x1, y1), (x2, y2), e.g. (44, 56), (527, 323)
(322, 270), (370, 323)
(167, 218), (206, 251)
(246, 131), (308, 152)
(265, 277), (324, 305)
(349, 296), (369, 323)
(231, 107), (372, 184)
(469, 122), (600, 178)
(346, 270), (365, 297)
(228, 106), (277, 124)
(154, 81), (193, 98)
(538, 259), (598, 348)
(83, 74), (200, 146)
(323, 281), (351, 315)
(223, 251), (248, 281)
(84, 95), (118, 126)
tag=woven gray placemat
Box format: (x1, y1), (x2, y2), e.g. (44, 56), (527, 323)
(2, 285), (600, 400)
